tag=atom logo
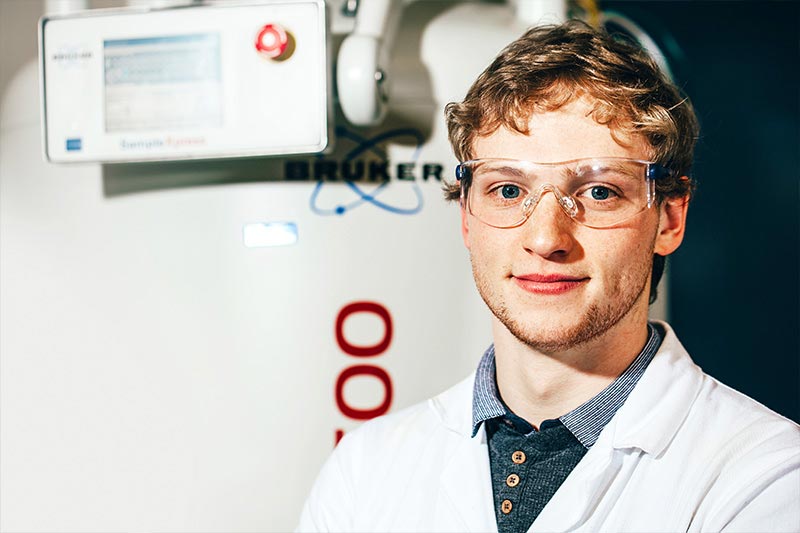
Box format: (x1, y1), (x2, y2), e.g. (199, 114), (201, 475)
(309, 127), (425, 216)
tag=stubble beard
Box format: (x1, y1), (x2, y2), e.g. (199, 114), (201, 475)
(470, 254), (654, 354)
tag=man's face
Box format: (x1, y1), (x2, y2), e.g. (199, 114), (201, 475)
(461, 97), (687, 354)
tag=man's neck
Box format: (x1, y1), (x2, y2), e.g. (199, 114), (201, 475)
(492, 314), (651, 430)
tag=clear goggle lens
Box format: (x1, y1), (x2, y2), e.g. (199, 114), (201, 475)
(456, 157), (672, 229)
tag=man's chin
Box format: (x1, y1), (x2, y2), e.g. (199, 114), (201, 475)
(505, 321), (600, 353)
(493, 303), (623, 354)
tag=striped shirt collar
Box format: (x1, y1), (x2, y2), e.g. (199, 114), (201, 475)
(471, 323), (663, 448)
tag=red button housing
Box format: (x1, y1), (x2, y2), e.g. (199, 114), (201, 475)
(255, 23), (289, 59)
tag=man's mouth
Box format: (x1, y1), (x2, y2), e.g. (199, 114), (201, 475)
(512, 273), (590, 295)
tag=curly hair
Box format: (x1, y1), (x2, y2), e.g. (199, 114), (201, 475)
(444, 20), (700, 303)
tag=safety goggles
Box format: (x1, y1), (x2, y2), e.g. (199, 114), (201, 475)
(455, 157), (673, 229)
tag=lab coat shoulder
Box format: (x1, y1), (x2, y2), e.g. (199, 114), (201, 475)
(599, 323), (800, 532)
(679, 372), (800, 532)
(297, 375), (481, 533)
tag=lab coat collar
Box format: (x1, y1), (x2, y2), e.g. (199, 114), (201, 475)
(430, 370), (477, 439)
(608, 320), (704, 457)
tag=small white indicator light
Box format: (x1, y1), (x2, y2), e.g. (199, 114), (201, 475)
(243, 222), (298, 248)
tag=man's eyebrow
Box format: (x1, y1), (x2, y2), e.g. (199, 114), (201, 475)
(482, 164), (527, 179)
(561, 166), (580, 179)
(567, 161), (639, 178)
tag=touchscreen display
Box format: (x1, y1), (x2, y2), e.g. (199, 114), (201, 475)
(103, 33), (223, 132)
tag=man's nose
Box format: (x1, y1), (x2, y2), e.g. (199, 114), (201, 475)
(520, 189), (576, 258)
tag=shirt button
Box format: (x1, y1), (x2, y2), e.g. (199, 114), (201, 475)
(501, 499), (513, 514)
(511, 451), (526, 464)
(506, 473), (520, 487)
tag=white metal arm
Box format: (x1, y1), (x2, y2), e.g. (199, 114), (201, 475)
(336, 0), (401, 126)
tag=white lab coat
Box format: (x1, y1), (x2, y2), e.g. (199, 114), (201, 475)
(298, 322), (800, 532)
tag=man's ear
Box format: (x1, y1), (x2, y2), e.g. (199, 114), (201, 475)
(461, 205), (471, 249)
(654, 192), (689, 256)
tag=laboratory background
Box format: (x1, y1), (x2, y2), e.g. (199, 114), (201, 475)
(0, 0), (797, 531)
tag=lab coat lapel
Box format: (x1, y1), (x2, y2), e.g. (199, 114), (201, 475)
(431, 374), (497, 532)
(436, 426), (497, 532)
(609, 323), (704, 456)
(527, 438), (621, 532)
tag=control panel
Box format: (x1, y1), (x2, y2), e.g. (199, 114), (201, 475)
(40, 1), (329, 163)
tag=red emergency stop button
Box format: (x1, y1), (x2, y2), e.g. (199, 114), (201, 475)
(255, 23), (295, 61)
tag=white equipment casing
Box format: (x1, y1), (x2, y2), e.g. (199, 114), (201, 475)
(2, 2), (667, 532)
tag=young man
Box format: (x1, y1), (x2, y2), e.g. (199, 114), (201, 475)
(298, 21), (800, 532)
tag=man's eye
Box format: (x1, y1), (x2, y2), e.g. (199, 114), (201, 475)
(588, 186), (616, 200)
(501, 185), (521, 199)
